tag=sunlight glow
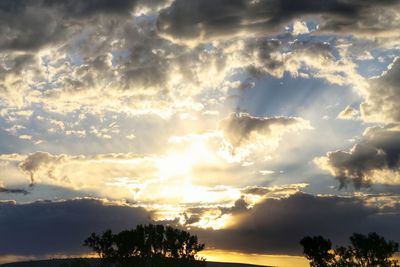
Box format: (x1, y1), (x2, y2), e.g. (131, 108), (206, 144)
(192, 212), (232, 230)
(144, 137), (241, 230)
(156, 153), (193, 180)
(156, 140), (213, 180)
(200, 250), (309, 267)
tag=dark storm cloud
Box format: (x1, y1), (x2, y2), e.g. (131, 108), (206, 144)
(0, 198), (150, 256)
(195, 192), (400, 255)
(316, 124), (400, 189)
(157, 0), (399, 43)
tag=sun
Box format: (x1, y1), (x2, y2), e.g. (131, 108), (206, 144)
(156, 140), (214, 180)
(154, 140), (225, 202)
(156, 153), (193, 180)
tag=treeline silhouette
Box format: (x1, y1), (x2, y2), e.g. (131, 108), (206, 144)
(83, 224), (205, 267)
(300, 232), (399, 267)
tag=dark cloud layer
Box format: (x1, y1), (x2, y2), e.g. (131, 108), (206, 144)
(1, 193), (399, 257)
(1, 0), (398, 52)
(0, 199), (149, 256)
(157, 0), (400, 43)
(196, 193), (400, 255)
(0, 0), (161, 51)
(316, 124), (400, 189)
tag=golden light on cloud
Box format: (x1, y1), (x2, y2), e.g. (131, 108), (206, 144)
(192, 212), (232, 230)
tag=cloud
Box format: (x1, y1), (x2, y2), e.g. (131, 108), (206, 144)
(0, 198), (150, 256)
(195, 192), (400, 255)
(0, 1), (398, 261)
(0, 1), (180, 117)
(361, 58), (400, 123)
(18, 152), (66, 185)
(0, 0), (395, 127)
(230, 38), (365, 88)
(315, 124), (400, 189)
(0, 148), (274, 206)
(0, 6), (365, 122)
(337, 106), (360, 120)
(163, 183), (310, 230)
(220, 112), (311, 147)
(0, 0), (147, 51)
(18, 135), (32, 140)
(0, 152), (154, 199)
(2, 192), (399, 257)
(0, 0), (370, 121)
(156, 0), (400, 45)
(0, 6), (61, 51)
(320, 2), (400, 48)
(1, 0), (396, 54)
(0, 187), (29, 195)
(162, 113), (312, 163)
(292, 20), (310, 35)
(43, 0), (138, 18)
(241, 183), (308, 198)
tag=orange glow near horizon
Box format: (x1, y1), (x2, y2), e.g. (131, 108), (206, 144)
(200, 249), (309, 267)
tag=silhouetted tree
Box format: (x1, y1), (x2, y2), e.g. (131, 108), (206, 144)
(348, 232), (399, 267)
(114, 229), (139, 259)
(154, 224), (165, 257)
(135, 224), (146, 258)
(301, 232), (399, 267)
(333, 245), (353, 267)
(165, 226), (180, 258)
(83, 229), (115, 259)
(84, 224), (205, 265)
(300, 236), (334, 267)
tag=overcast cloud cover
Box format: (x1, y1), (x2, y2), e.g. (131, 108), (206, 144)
(0, 0), (400, 262)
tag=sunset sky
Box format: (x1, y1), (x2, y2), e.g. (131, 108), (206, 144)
(0, 0), (400, 266)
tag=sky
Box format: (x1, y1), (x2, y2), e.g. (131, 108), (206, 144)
(0, 0), (400, 266)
